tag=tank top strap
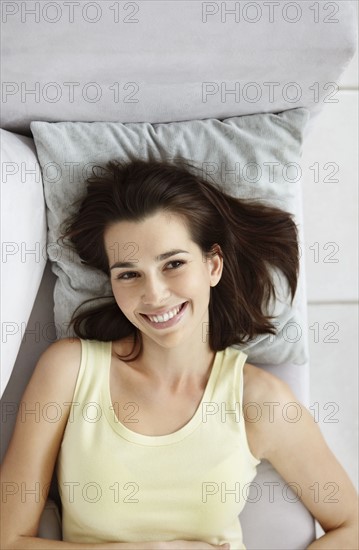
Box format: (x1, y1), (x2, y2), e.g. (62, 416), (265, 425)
(210, 346), (248, 411)
(210, 346), (260, 467)
(71, 338), (112, 406)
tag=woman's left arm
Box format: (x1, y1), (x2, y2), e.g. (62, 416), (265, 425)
(245, 366), (359, 550)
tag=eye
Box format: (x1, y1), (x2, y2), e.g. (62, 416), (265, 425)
(165, 260), (185, 270)
(115, 271), (139, 280)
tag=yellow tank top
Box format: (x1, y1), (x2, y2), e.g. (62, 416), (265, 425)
(57, 339), (261, 549)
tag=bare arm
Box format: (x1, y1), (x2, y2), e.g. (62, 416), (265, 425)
(244, 364), (359, 550)
(1, 338), (81, 549)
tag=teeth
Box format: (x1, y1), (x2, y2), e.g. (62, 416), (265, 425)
(147, 303), (183, 323)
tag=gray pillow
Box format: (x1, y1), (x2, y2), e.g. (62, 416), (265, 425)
(30, 108), (309, 365)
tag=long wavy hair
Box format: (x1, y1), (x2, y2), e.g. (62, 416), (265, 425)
(61, 158), (299, 361)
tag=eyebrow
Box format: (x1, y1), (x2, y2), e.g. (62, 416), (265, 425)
(110, 249), (189, 270)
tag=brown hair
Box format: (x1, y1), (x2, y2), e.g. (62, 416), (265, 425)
(62, 158), (299, 361)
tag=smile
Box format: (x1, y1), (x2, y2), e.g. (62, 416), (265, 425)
(140, 302), (188, 328)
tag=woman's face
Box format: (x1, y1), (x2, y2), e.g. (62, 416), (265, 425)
(104, 211), (223, 349)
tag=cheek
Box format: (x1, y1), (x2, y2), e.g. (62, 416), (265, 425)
(112, 284), (135, 313)
(179, 267), (211, 296)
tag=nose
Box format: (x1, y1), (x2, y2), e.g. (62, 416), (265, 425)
(141, 273), (170, 306)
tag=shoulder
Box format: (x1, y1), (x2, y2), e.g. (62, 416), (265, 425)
(243, 361), (293, 404)
(242, 362), (303, 460)
(31, 337), (83, 402)
(38, 336), (82, 370)
(227, 349), (291, 407)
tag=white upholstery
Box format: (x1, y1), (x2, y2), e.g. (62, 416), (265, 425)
(1, 1), (357, 135)
(0, 129), (47, 397)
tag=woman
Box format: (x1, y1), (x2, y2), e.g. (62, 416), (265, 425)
(1, 158), (358, 549)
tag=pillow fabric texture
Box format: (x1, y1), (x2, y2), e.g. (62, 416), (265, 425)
(30, 108), (309, 365)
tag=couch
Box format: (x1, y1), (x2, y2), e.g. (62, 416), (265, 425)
(1, 1), (357, 548)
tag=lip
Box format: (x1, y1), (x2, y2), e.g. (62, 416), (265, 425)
(140, 302), (186, 317)
(139, 301), (188, 330)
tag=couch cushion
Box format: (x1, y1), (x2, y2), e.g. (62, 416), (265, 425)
(0, 129), (47, 397)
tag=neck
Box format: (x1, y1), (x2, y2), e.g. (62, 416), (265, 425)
(131, 320), (215, 392)
(143, 340), (214, 389)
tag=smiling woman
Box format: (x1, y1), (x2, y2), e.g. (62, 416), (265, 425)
(103, 211), (223, 353)
(61, 158), (299, 359)
(1, 159), (358, 550)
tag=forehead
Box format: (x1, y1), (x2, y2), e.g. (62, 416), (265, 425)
(103, 211), (195, 263)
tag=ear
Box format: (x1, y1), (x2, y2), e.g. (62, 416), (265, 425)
(208, 244), (223, 287)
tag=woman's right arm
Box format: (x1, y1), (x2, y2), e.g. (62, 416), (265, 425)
(0, 337), (86, 549)
(0, 338), (226, 550)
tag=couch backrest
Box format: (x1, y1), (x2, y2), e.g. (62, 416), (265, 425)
(1, 0), (357, 135)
